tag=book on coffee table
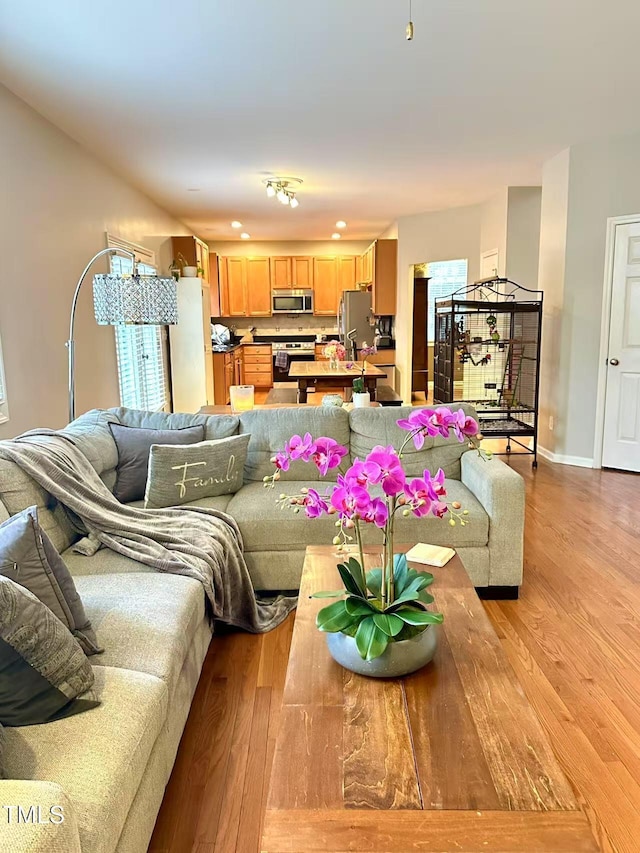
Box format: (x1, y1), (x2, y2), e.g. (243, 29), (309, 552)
(405, 542), (455, 568)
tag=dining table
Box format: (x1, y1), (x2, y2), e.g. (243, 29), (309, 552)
(288, 360), (386, 403)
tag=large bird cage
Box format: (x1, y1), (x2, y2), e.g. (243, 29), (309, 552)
(434, 277), (543, 467)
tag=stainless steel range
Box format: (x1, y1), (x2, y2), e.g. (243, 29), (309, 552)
(271, 340), (315, 382)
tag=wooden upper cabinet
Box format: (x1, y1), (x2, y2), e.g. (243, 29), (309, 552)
(313, 257), (339, 316)
(224, 257), (248, 316)
(292, 256), (314, 289)
(208, 252), (221, 316)
(246, 257), (272, 316)
(355, 254), (364, 283)
(337, 256), (357, 294)
(371, 239), (398, 315)
(270, 256), (292, 289)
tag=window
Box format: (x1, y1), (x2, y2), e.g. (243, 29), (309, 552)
(426, 259), (468, 341)
(109, 242), (169, 412)
(0, 334), (9, 423)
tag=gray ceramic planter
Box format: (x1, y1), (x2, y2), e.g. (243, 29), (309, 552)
(326, 626), (438, 677)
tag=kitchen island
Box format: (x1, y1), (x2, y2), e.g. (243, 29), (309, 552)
(289, 360), (385, 403)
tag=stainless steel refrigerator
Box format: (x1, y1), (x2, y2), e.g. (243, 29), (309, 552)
(338, 291), (373, 360)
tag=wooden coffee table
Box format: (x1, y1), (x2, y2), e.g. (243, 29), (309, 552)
(261, 545), (597, 853)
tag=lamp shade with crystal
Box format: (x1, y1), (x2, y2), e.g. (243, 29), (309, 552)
(92, 275), (178, 325)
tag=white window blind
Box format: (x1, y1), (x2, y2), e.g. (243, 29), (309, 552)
(109, 251), (169, 412)
(426, 259), (469, 341)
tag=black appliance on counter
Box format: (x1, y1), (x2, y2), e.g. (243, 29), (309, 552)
(375, 315), (394, 348)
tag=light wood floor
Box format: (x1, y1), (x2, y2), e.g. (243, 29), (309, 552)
(149, 457), (640, 853)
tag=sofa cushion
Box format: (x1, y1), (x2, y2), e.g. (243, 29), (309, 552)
(0, 576), (97, 727)
(74, 573), (207, 699)
(0, 507), (100, 655)
(1, 666), (167, 853)
(349, 404), (479, 480)
(227, 479), (488, 553)
(0, 455), (77, 553)
(145, 434), (250, 508)
(239, 407), (350, 482)
(109, 423), (206, 503)
(62, 546), (155, 578)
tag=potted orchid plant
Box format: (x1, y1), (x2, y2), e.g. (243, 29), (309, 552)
(350, 342), (377, 408)
(265, 407), (486, 677)
(323, 339), (346, 370)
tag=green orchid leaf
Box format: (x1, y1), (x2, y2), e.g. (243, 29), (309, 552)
(310, 589), (347, 599)
(372, 612), (405, 637)
(366, 568), (383, 598)
(395, 622), (429, 641)
(355, 617), (389, 661)
(395, 606), (444, 626)
(337, 561), (365, 598)
(390, 577), (425, 606)
(316, 600), (355, 633)
(345, 596), (378, 617)
(417, 589), (435, 605)
(393, 554), (409, 593)
(415, 573), (435, 590)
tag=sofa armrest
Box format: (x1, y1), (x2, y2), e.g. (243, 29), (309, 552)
(0, 780), (81, 853)
(461, 451), (525, 587)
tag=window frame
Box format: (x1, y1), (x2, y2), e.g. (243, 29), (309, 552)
(426, 258), (469, 342)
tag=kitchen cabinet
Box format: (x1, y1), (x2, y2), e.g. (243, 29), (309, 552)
(292, 256), (314, 288)
(314, 343), (329, 361)
(171, 236), (210, 280)
(358, 239), (398, 315)
(170, 277), (214, 412)
(246, 258), (272, 316)
(313, 257), (339, 316)
(270, 256), (292, 289)
(208, 251), (220, 316)
(337, 256), (357, 293)
(219, 256), (271, 317)
(243, 345), (273, 389)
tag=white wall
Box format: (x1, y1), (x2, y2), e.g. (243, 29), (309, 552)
(209, 240), (369, 257)
(505, 187), (542, 290)
(395, 203), (483, 403)
(537, 150), (570, 456)
(0, 84), (191, 438)
(555, 133), (640, 461)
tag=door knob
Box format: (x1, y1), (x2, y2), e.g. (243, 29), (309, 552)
(609, 358), (619, 366)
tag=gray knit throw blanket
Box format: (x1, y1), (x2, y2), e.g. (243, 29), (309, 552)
(0, 431), (296, 633)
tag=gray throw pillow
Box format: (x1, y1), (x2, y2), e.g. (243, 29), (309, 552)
(144, 434), (250, 508)
(0, 576), (98, 726)
(109, 422), (206, 503)
(0, 507), (102, 656)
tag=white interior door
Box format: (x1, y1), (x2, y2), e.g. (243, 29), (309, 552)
(602, 221), (640, 471)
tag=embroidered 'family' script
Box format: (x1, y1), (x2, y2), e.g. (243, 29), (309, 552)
(172, 455), (238, 499)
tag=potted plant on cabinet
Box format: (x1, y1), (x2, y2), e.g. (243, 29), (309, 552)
(351, 343), (377, 407)
(264, 406), (487, 677)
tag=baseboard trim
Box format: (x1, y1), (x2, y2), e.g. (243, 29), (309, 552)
(538, 445), (594, 468)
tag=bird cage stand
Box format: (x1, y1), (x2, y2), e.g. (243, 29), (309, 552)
(433, 277), (543, 467)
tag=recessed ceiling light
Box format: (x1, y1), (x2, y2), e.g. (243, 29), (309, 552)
(187, 188), (200, 192)
(336, 220), (347, 229)
(240, 232), (251, 239)
(331, 233), (342, 240)
(231, 221), (242, 228)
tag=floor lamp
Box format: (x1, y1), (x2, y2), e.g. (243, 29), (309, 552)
(66, 247), (178, 422)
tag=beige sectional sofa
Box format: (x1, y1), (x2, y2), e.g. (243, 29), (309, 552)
(0, 404), (524, 852)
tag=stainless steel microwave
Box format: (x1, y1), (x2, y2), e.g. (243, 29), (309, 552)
(271, 289), (314, 314)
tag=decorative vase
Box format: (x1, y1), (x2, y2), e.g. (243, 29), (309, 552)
(352, 391), (370, 408)
(329, 355), (339, 370)
(326, 626), (438, 677)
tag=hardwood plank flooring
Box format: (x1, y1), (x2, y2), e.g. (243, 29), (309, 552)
(149, 458), (640, 853)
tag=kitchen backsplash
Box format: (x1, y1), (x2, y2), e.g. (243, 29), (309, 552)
(212, 315), (339, 336)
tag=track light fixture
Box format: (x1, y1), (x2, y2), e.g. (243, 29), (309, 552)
(263, 176), (303, 208)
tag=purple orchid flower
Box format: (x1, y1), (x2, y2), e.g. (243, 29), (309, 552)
(364, 445), (406, 496)
(404, 468), (447, 516)
(344, 459), (379, 487)
(331, 474), (372, 519)
(302, 488), (329, 518)
(451, 409), (479, 440)
(311, 437), (348, 476)
(285, 432), (317, 462)
(274, 450), (290, 471)
(361, 496), (388, 528)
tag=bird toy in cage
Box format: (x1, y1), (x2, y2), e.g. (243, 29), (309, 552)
(486, 314), (500, 342)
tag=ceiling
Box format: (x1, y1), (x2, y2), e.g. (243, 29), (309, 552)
(1, 1), (640, 241)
